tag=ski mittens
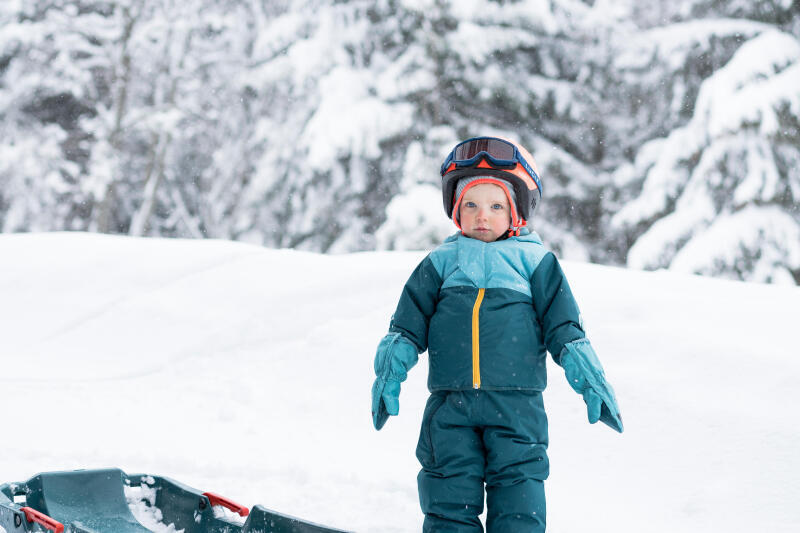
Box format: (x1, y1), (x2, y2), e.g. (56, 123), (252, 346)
(371, 332), (419, 430)
(560, 339), (624, 433)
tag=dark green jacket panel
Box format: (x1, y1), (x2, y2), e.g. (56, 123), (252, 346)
(427, 287), (474, 390)
(530, 252), (585, 364)
(389, 255), (443, 353)
(479, 288), (548, 389)
(427, 286), (547, 391)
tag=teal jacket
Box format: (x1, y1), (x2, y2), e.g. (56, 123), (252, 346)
(386, 229), (586, 392)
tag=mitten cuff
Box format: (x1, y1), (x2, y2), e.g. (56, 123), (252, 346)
(374, 332), (419, 381)
(559, 339), (606, 394)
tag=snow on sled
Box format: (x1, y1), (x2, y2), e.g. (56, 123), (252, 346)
(0, 468), (349, 533)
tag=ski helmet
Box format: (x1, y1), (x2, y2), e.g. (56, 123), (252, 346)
(441, 136), (542, 230)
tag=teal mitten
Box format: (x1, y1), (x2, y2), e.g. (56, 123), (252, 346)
(371, 333), (419, 430)
(560, 339), (624, 433)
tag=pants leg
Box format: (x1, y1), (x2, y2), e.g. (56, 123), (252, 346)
(417, 392), (486, 533)
(482, 392), (549, 533)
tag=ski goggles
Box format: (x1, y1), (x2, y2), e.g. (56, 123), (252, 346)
(440, 136), (542, 193)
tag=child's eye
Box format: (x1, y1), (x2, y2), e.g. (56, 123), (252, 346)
(492, 203), (504, 210)
(464, 201), (477, 208)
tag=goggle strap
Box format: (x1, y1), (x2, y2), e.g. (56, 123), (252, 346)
(445, 160), (538, 193)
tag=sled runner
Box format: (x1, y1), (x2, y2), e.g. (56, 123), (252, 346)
(0, 468), (347, 533)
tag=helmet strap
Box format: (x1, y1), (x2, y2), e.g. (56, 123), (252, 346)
(507, 218), (527, 237)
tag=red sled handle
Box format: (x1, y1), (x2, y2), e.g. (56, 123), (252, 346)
(21, 507), (65, 533)
(202, 492), (250, 517)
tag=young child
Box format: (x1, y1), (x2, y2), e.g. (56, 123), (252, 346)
(371, 136), (623, 533)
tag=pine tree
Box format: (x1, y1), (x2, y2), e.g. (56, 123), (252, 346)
(608, 4), (800, 283)
(1, 0), (798, 284)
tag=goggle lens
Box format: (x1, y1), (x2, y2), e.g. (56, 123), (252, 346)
(442, 136), (542, 196)
(453, 138), (515, 161)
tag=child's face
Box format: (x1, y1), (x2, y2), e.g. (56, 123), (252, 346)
(458, 183), (511, 242)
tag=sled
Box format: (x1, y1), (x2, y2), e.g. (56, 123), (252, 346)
(0, 468), (348, 533)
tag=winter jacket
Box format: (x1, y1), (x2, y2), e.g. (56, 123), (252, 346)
(384, 229), (587, 392)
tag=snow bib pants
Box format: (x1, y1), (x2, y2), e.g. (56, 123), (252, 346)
(416, 390), (549, 533)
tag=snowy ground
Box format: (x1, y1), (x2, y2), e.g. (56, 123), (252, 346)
(1, 232), (798, 532)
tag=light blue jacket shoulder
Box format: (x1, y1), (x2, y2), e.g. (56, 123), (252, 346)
(427, 229), (550, 297)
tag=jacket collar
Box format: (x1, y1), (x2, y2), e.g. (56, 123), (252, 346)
(446, 227), (542, 245)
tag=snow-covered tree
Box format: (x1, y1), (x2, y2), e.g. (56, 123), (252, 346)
(0, 0), (272, 238)
(1, 0), (798, 284)
(81, 0), (262, 238)
(231, 0), (419, 252)
(609, 22), (800, 284)
(0, 1), (92, 232)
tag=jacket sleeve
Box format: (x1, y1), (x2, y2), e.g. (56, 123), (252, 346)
(387, 255), (443, 353)
(530, 252), (586, 365)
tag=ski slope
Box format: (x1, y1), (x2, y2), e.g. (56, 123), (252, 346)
(0, 232), (798, 532)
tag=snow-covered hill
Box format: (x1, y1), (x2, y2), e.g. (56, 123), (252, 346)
(1, 232), (798, 532)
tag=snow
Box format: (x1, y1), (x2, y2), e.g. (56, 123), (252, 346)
(614, 19), (770, 71)
(375, 46), (437, 100)
(375, 184), (453, 251)
(611, 126), (693, 227)
(446, 22), (539, 64)
(124, 482), (184, 533)
(694, 30), (800, 139)
(670, 205), (800, 285)
(302, 66), (415, 172)
(3, 1), (798, 283)
(211, 506), (247, 526)
(436, 0), (559, 33)
(1, 232), (799, 532)
(610, 23), (800, 282)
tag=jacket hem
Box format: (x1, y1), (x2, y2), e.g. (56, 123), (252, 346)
(428, 384), (546, 392)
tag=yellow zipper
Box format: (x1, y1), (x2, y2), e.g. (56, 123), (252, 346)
(471, 288), (485, 389)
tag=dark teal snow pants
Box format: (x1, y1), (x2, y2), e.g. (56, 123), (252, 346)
(416, 390), (549, 533)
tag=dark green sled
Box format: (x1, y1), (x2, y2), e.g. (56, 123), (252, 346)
(0, 468), (349, 533)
